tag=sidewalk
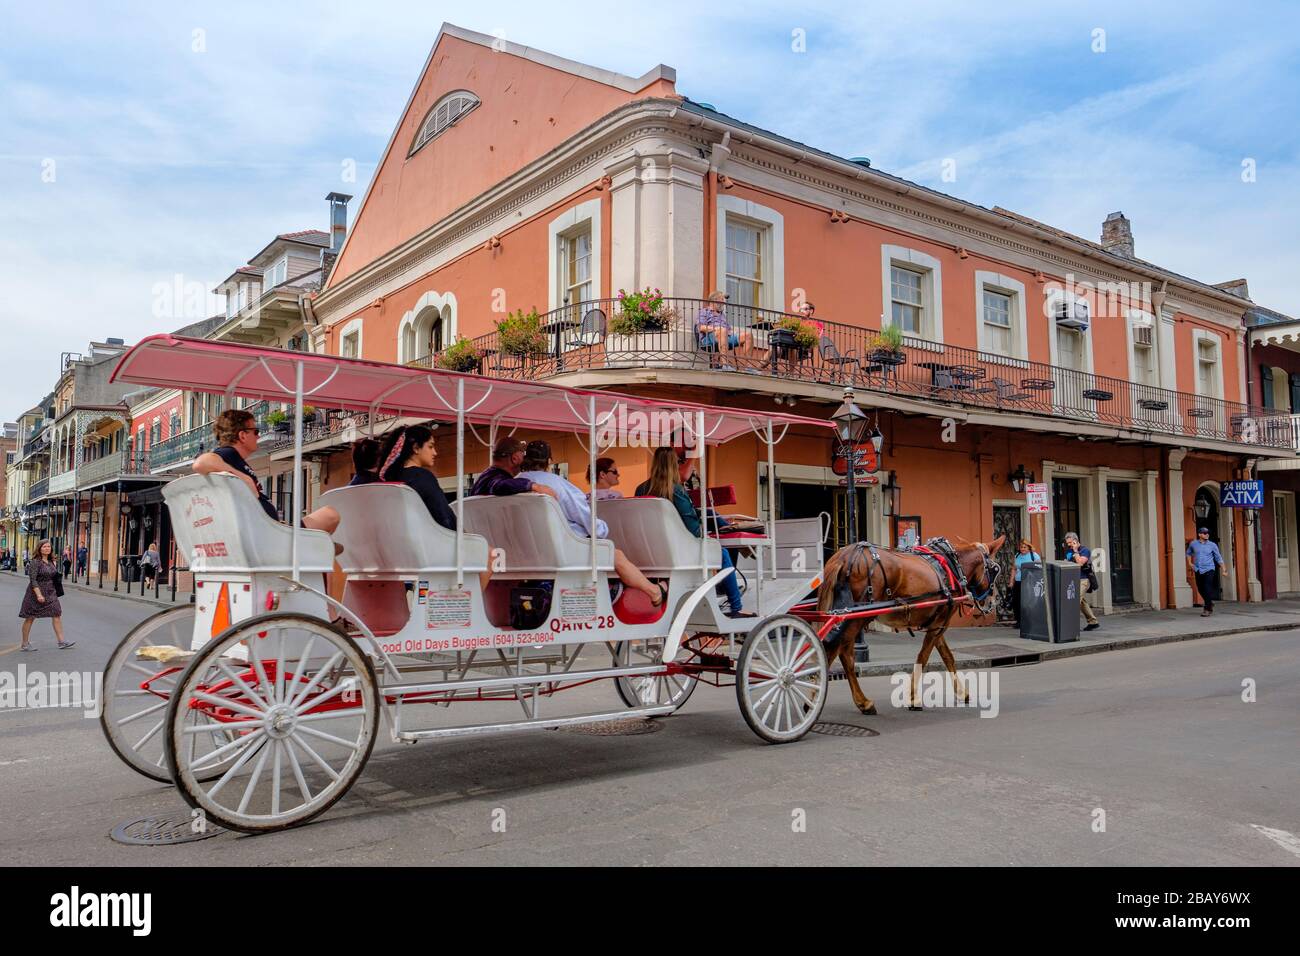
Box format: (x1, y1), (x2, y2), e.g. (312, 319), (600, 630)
(849, 598), (1300, 676)
(1, 569), (189, 609)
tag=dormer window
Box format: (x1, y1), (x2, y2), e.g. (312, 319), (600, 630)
(410, 90), (480, 156)
(264, 257), (287, 291)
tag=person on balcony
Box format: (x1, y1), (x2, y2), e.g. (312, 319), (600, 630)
(799, 299), (825, 335)
(468, 437), (559, 500)
(515, 440), (665, 608)
(696, 291), (750, 368)
(640, 446), (752, 618)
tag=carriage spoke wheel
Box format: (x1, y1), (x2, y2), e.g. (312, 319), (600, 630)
(735, 615), (827, 744)
(164, 613), (378, 834)
(614, 638), (698, 712)
(100, 605), (238, 783)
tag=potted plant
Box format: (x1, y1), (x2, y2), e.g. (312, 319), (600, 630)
(436, 336), (483, 372)
(607, 288), (686, 362)
(496, 309), (549, 358)
(265, 409), (289, 433)
(866, 324), (907, 366)
(300, 404), (317, 422)
(775, 316), (818, 356)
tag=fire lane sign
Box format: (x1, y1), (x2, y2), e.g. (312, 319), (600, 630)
(1026, 482), (1049, 514)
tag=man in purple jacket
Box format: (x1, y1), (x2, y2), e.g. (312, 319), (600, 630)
(470, 437), (558, 500)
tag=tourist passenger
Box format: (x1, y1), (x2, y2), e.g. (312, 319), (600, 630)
(468, 437), (558, 500)
(377, 425), (456, 531)
(517, 440), (665, 607)
(1063, 532), (1101, 632)
(590, 457), (622, 500)
(642, 446), (752, 617)
(347, 437), (382, 486)
(1186, 526), (1225, 617)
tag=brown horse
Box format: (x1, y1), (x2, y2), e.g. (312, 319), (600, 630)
(815, 535), (1004, 714)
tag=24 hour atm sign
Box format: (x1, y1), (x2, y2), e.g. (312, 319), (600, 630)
(1220, 480), (1264, 508)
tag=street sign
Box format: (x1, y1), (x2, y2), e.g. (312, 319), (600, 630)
(1220, 480), (1264, 509)
(1026, 482), (1049, 514)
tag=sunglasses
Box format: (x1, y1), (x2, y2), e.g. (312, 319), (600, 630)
(241, 426), (260, 436)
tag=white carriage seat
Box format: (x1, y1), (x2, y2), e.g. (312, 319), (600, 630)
(321, 483), (488, 574)
(597, 497), (722, 574)
(163, 473), (335, 573)
(455, 494), (614, 573)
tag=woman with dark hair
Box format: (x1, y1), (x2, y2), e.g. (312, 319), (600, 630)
(348, 437), (382, 486)
(642, 447), (751, 618)
(378, 425), (456, 531)
(18, 539), (74, 650)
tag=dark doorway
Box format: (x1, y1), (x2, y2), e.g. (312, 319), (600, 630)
(1106, 481), (1134, 604)
(992, 505), (1023, 621)
(1052, 477), (1081, 559)
(777, 481), (860, 556)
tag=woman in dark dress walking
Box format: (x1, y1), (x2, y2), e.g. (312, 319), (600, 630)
(18, 539), (74, 650)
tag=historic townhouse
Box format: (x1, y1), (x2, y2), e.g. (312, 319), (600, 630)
(302, 24), (1292, 616)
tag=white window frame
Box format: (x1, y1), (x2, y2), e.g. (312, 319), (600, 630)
(397, 291), (459, 364)
(338, 317), (364, 360)
(410, 90), (480, 156)
(881, 245), (943, 344)
(264, 256), (288, 291)
(1044, 286), (1095, 374)
(974, 270), (1027, 362)
(715, 195), (784, 312)
(1125, 309), (1160, 388)
(547, 199), (602, 311)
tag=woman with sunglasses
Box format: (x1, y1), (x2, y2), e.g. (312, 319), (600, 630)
(590, 457), (623, 500)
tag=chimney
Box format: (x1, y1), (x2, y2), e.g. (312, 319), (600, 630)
(1101, 212), (1134, 258)
(325, 192), (352, 253)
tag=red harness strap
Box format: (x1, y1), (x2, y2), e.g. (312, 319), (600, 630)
(911, 544), (958, 592)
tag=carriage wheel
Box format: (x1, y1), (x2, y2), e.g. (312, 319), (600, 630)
(164, 613), (378, 834)
(735, 615), (827, 744)
(100, 605), (236, 783)
(614, 637), (698, 712)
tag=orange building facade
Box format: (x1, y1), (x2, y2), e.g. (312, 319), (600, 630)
(308, 23), (1297, 619)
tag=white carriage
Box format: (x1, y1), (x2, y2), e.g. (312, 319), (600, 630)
(100, 335), (836, 832)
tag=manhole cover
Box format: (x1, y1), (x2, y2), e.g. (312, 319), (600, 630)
(811, 722), (879, 738)
(111, 815), (226, 846)
(559, 718), (664, 736)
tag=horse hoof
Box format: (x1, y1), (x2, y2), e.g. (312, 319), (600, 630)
(858, 704), (877, 716)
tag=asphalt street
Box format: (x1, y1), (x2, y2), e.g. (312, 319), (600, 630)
(1, 571), (1297, 866)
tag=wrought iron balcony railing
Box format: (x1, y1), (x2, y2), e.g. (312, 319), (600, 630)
(414, 297), (1296, 450)
(76, 450), (153, 488)
(29, 477), (49, 500)
(147, 401), (291, 472)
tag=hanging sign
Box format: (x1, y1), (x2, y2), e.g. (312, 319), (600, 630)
(832, 442), (879, 475)
(1220, 480), (1263, 508)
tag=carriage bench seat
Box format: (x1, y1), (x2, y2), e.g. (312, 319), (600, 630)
(598, 497), (722, 574)
(455, 494), (614, 574)
(164, 473), (335, 574)
(322, 483), (489, 574)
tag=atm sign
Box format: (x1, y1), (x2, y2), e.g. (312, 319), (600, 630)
(1220, 480), (1263, 509)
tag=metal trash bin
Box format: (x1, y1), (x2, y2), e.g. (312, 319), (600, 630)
(119, 555), (141, 583)
(1019, 561), (1080, 643)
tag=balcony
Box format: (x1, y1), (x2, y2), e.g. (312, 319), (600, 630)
(148, 401), (292, 473)
(29, 477), (49, 500)
(415, 297), (1297, 452)
(48, 470), (77, 495)
(76, 450), (155, 489)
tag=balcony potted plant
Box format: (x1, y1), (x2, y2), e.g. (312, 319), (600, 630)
(496, 309), (549, 361)
(300, 404), (318, 423)
(772, 315), (818, 359)
(436, 336), (483, 373)
(265, 409), (290, 434)
(606, 287), (685, 363)
(866, 324), (907, 366)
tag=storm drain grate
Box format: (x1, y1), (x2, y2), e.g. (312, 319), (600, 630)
(111, 815), (226, 846)
(811, 722), (880, 738)
(559, 718), (664, 736)
(954, 643), (1042, 666)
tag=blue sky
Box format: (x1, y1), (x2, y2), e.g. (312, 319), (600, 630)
(2, 0), (1299, 418)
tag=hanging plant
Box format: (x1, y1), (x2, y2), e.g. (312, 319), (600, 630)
(609, 287), (671, 335)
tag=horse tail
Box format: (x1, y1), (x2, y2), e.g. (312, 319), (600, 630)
(817, 545), (867, 655)
(816, 547), (847, 614)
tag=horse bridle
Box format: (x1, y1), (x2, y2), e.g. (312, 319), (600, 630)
(968, 542), (1002, 614)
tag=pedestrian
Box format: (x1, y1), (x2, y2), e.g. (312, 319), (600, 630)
(1186, 527), (1225, 616)
(1063, 531), (1101, 631)
(18, 539), (74, 650)
(141, 540), (161, 585)
(76, 542), (88, 577)
(1010, 537), (1041, 625)
(589, 457), (623, 500)
(61, 546), (72, 577)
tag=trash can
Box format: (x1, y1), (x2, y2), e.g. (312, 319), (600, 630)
(119, 555), (141, 583)
(1019, 561), (1080, 643)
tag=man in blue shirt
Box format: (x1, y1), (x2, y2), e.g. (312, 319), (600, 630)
(1186, 527), (1225, 616)
(1063, 532), (1101, 631)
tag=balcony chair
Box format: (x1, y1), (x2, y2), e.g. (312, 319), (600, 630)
(818, 336), (860, 385)
(568, 308), (607, 348)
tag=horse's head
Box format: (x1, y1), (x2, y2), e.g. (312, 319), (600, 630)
(962, 535), (1005, 616)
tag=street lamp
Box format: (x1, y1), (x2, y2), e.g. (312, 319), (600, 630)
(832, 388), (871, 547)
(1008, 464), (1033, 494)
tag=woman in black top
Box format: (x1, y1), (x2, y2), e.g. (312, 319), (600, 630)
(347, 437), (381, 486)
(378, 425), (455, 530)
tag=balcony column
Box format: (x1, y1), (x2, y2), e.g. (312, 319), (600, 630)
(1089, 465), (1112, 614)
(606, 144), (706, 297)
(1167, 448), (1193, 608)
(1141, 470), (1161, 608)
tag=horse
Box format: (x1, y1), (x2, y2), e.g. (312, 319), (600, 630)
(815, 535), (1004, 714)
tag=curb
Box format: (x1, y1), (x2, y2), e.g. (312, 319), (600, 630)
(60, 579), (190, 610)
(847, 619), (1300, 677)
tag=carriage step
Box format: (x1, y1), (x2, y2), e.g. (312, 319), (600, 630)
(395, 705), (677, 741)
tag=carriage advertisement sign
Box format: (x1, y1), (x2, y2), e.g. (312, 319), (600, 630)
(1220, 480), (1264, 508)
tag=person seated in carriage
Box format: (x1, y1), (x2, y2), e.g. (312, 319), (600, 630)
(376, 425), (457, 530)
(639, 446), (753, 618)
(468, 437), (559, 500)
(194, 408), (341, 533)
(512, 440), (666, 608)
(347, 437), (381, 486)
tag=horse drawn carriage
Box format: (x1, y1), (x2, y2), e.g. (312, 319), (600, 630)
(99, 336), (1002, 833)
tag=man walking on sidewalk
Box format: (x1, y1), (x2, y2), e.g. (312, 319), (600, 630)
(1063, 532), (1101, 632)
(1186, 527), (1225, 616)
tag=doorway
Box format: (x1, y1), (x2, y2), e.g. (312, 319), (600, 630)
(992, 503), (1024, 622)
(1052, 477), (1081, 558)
(1106, 481), (1135, 604)
(1274, 491), (1297, 592)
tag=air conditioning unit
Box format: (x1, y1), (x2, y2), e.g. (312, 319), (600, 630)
(1133, 324), (1153, 346)
(1054, 299), (1090, 330)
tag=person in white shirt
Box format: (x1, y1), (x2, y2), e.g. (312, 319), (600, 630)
(590, 456), (623, 500)
(518, 441), (664, 607)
